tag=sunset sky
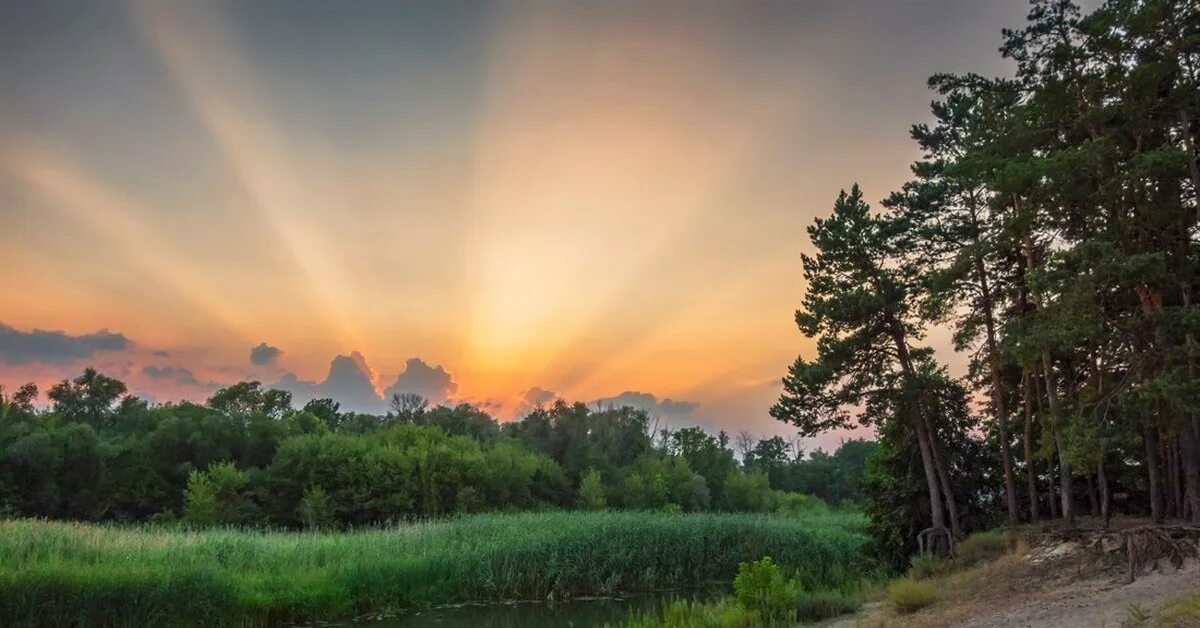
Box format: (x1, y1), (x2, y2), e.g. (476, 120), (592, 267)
(1, 1), (1053, 447)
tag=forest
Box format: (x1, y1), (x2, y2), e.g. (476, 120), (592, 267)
(0, 370), (870, 530)
(771, 0), (1200, 559)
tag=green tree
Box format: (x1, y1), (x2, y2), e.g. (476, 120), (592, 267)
(771, 185), (959, 552)
(183, 461), (258, 526)
(577, 468), (606, 511)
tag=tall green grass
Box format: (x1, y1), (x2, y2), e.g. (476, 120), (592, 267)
(0, 510), (871, 627)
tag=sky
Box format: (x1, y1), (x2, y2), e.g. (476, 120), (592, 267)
(0, 0), (1061, 449)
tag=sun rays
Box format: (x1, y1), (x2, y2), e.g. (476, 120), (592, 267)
(1, 0), (846, 430)
(455, 3), (808, 402)
(127, 0), (363, 352)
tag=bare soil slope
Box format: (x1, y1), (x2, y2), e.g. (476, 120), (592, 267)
(832, 518), (1200, 628)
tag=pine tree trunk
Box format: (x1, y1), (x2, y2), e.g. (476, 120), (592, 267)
(1098, 458), (1111, 529)
(1086, 475), (1099, 517)
(926, 424), (962, 537)
(1023, 367), (1040, 522)
(1170, 439), (1183, 519)
(1041, 354), (1075, 528)
(1183, 416), (1200, 524)
(978, 256), (1019, 526)
(1048, 456), (1061, 520)
(1145, 427), (1164, 524)
(888, 320), (951, 553)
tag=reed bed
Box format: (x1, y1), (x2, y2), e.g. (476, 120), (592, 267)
(0, 510), (870, 627)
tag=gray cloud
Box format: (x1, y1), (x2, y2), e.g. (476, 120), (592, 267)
(140, 364), (215, 390)
(515, 386), (559, 416)
(383, 358), (458, 405)
(591, 390), (699, 419)
(0, 322), (130, 365)
(249, 343), (282, 366)
(275, 351), (383, 413)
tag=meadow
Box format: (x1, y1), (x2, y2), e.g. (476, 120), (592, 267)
(0, 510), (873, 627)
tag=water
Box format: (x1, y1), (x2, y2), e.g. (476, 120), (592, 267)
(362, 590), (720, 628)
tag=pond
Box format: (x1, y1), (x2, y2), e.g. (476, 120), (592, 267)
(360, 590), (722, 628)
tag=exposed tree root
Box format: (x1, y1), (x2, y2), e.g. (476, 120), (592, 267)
(918, 525), (956, 557)
(1047, 524), (1200, 583)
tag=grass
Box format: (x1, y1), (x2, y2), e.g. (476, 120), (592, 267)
(906, 530), (1022, 581)
(1155, 590), (1200, 627)
(0, 510), (872, 627)
(793, 589), (862, 622)
(886, 578), (938, 614)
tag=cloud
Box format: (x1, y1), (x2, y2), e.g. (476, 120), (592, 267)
(140, 364), (212, 389)
(0, 322), (130, 365)
(514, 386), (559, 416)
(383, 358), (458, 405)
(142, 364), (195, 383)
(249, 342), (282, 365)
(275, 351), (383, 413)
(152, 350), (170, 358)
(591, 390), (699, 420)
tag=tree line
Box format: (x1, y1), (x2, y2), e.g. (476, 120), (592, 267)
(0, 368), (871, 528)
(772, 0), (1200, 560)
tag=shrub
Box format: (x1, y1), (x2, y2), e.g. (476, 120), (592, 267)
(723, 471), (778, 513)
(1156, 591), (1200, 627)
(183, 461), (258, 526)
(732, 557), (798, 622)
(794, 589), (860, 622)
(775, 492), (829, 517)
(578, 469), (607, 511)
(955, 531), (1012, 566)
(887, 579), (937, 614)
(298, 486), (335, 529)
(906, 554), (955, 580)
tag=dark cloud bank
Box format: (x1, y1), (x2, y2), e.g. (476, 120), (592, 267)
(0, 322), (129, 365)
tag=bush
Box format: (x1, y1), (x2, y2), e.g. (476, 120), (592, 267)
(578, 469), (607, 511)
(1157, 591), (1200, 627)
(794, 589), (859, 622)
(887, 579), (937, 614)
(732, 557), (798, 622)
(906, 554), (955, 580)
(955, 531), (1012, 566)
(775, 493), (829, 517)
(183, 461), (258, 526)
(298, 486), (335, 529)
(723, 471), (778, 513)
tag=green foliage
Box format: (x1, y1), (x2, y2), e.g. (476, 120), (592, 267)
(297, 486), (335, 530)
(0, 510), (872, 626)
(955, 531), (1012, 566)
(775, 492), (829, 517)
(623, 598), (758, 628)
(183, 462), (258, 526)
(905, 554), (955, 580)
(732, 557), (799, 623)
(887, 578), (938, 614)
(793, 589), (860, 622)
(578, 468), (607, 511)
(723, 471), (777, 513)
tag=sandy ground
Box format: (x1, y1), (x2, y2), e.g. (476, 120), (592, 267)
(957, 560), (1199, 628)
(828, 530), (1200, 628)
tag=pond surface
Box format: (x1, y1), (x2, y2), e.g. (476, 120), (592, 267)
(363, 590), (721, 628)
